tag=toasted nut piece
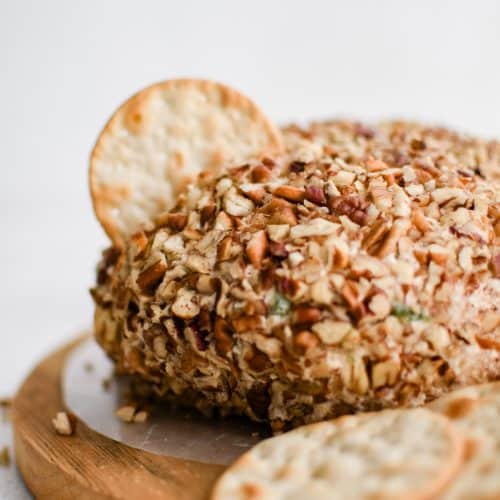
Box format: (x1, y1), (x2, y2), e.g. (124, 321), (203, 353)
(362, 219), (389, 252)
(130, 231), (149, 256)
(269, 241), (289, 258)
(267, 224), (290, 242)
(214, 318), (233, 355)
(332, 170), (356, 186)
(352, 356), (369, 395)
(372, 360), (400, 388)
(305, 185), (326, 205)
(137, 260), (167, 294)
(244, 187), (267, 203)
(312, 320), (351, 344)
(0, 447), (10, 467)
(310, 278), (333, 304)
(476, 335), (500, 350)
(164, 212), (188, 231)
(458, 247), (473, 272)
(186, 254), (210, 273)
(432, 187), (469, 206)
(52, 411), (75, 436)
(218, 236), (234, 261)
(115, 405), (136, 423)
(366, 159), (388, 171)
(329, 195), (369, 225)
(232, 315), (264, 333)
(351, 255), (388, 277)
(246, 230), (268, 268)
(245, 349), (272, 372)
(133, 411), (149, 423)
(270, 206), (297, 226)
(376, 218), (411, 258)
(492, 254), (500, 277)
(370, 186), (393, 211)
(428, 244), (450, 266)
(214, 211), (233, 231)
(224, 188), (255, 216)
(290, 218), (340, 238)
(412, 208), (431, 233)
(293, 331), (319, 353)
(368, 294), (391, 319)
(196, 275), (217, 294)
(294, 306), (321, 324)
(424, 324), (450, 351)
(273, 185), (305, 202)
(183, 228), (203, 240)
(341, 280), (359, 310)
(200, 203), (216, 225)
(172, 289), (200, 319)
(251, 164), (273, 182)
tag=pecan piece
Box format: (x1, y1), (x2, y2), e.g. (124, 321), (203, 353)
(130, 231), (148, 257)
(52, 411), (75, 436)
(273, 185), (305, 202)
(171, 289), (200, 319)
(289, 161), (306, 173)
(293, 331), (319, 353)
(214, 318), (233, 355)
(218, 236), (233, 261)
(329, 195), (369, 226)
(270, 206), (297, 226)
(305, 185), (326, 205)
(200, 204), (216, 225)
(137, 260), (167, 294)
(362, 219), (390, 253)
(247, 383), (270, 419)
(165, 213), (187, 231)
(245, 348), (272, 372)
(246, 230), (268, 269)
(251, 165), (273, 182)
(492, 254), (500, 278)
(269, 241), (289, 258)
(376, 218), (411, 258)
(294, 306), (321, 325)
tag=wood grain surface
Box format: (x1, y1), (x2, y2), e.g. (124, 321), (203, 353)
(12, 335), (224, 500)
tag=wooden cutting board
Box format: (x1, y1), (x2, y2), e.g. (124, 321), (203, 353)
(12, 336), (224, 500)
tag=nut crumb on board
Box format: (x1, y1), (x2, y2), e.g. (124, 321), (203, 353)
(115, 405), (149, 423)
(52, 412), (75, 436)
(0, 447), (10, 467)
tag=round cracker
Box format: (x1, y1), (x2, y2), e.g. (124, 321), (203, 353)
(90, 79), (283, 246)
(211, 408), (465, 500)
(429, 382), (500, 499)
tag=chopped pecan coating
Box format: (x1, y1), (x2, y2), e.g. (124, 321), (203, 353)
(93, 119), (500, 430)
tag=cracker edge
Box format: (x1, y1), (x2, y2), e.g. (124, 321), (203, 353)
(210, 409), (466, 500)
(89, 78), (284, 247)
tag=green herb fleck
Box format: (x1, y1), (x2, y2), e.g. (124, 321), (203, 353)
(271, 293), (291, 316)
(391, 304), (429, 322)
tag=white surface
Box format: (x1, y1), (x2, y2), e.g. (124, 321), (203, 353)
(1, 0), (499, 497)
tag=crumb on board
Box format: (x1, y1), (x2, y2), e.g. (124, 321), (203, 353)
(115, 405), (136, 423)
(0, 447), (10, 467)
(134, 410), (149, 423)
(52, 412), (75, 436)
(102, 377), (112, 391)
(0, 398), (12, 423)
(115, 405), (149, 423)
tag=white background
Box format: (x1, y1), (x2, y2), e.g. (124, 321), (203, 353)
(1, 0), (500, 497)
